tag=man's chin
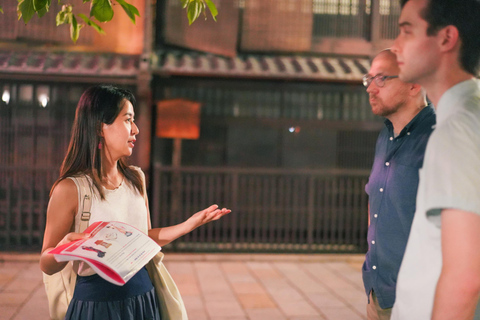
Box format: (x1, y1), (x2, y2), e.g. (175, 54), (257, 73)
(398, 72), (415, 84)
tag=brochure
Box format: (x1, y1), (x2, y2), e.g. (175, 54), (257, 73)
(49, 221), (161, 286)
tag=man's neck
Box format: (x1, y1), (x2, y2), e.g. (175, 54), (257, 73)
(421, 63), (474, 107)
(388, 103), (426, 136)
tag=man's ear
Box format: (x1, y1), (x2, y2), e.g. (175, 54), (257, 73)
(438, 25), (460, 53)
(409, 83), (422, 96)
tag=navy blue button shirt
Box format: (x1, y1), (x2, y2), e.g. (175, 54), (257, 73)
(362, 104), (436, 309)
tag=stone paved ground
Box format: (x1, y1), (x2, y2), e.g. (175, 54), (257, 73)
(0, 252), (366, 320)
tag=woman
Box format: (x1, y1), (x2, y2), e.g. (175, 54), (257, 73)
(40, 85), (230, 319)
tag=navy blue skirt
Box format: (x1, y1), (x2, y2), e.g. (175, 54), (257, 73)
(65, 267), (161, 320)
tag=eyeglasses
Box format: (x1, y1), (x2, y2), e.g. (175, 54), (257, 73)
(362, 74), (399, 88)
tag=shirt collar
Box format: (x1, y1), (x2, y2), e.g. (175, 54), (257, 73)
(384, 103), (435, 138)
(436, 79), (480, 125)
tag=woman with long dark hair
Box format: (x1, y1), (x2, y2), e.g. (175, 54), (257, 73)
(40, 85), (230, 319)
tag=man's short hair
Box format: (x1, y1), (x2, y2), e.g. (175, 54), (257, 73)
(401, 0), (480, 76)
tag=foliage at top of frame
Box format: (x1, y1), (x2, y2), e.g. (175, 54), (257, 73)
(2, 0), (217, 43)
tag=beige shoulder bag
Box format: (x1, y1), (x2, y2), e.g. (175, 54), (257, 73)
(42, 175), (92, 320)
(134, 166), (189, 320)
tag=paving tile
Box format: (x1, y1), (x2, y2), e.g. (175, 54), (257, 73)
(164, 261), (202, 296)
(237, 293), (277, 309)
(301, 262), (366, 319)
(0, 306), (16, 320)
(184, 309), (209, 320)
(0, 262), (23, 291)
(164, 261), (195, 274)
(230, 281), (265, 295)
(12, 285), (49, 320)
(308, 292), (348, 308)
(202, 293), (246, 318)
(221, 262), (255, 284)
(170, 273), (201, 295)
(195, 262), (245, 318)
(245, 308), (287, 320)
(0, 292), (30, 306)
(4, 275), (42, 293)
(182, 296), (209, 320)
(322, 307), (366, 320)
(247, 262), (320, 318)
(324, 262), (364, 290)
(210, 317), (248, 320)
(275, 262), (329, 294)
(182, 294), (204, 310)
(0, 253), (368, 320)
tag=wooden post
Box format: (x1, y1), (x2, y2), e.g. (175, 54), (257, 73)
(172, 138), (182, 168)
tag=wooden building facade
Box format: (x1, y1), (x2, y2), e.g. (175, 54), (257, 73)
(0, 0), (400, 252)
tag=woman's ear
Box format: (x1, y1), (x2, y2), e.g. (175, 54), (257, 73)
(100, 123), (106, 137)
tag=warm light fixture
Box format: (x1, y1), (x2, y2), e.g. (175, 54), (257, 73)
(2, 89), (10, 105)
(38, 93), (49, 108)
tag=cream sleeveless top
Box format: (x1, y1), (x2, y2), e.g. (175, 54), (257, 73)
(68, 167), (149, 276)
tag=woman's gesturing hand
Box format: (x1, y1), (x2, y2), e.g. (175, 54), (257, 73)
(187, 204), (231, 230)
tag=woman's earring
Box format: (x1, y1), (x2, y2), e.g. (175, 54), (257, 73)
(98, 141), (102, 149)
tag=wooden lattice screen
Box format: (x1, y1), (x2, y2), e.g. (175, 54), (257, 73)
(241, 0), (313, 52)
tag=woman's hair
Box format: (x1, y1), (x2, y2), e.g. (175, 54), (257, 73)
(51, 85), (143, 199)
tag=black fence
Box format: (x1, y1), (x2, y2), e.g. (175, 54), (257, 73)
(152, 165), (369, 253)
(0, 166), (369, 253)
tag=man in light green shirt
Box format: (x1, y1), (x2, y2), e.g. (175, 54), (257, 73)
(390, 0), (480, 319)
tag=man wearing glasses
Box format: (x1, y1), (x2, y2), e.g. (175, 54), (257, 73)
(362, 49), (435, 320)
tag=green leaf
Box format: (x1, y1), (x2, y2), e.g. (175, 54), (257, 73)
(33, 0), (47, 12)
(205, 0), (217, 21)
(17, 0), (36, 24)
(187, 0), (201, 25)
(0, 6), (3, 14)
(37, 6), (48, 17)
(56, 4), (73, 25)
(181, 0), (188, 9)
(56, 10), (66, 25)
(63, 4), (73, 13)
(70, 14), (83, 43)
(78, 13), (105, 34)
(116, 0), (140, 24)
(90, 0), (114, 22)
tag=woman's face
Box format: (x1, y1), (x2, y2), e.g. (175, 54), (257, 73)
(101, 99), (139, 161)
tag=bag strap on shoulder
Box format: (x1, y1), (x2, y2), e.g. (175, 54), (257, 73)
(72, 175), (93, 233)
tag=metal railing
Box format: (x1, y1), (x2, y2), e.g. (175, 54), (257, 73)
(0, 165), (370, 253)
(0, 167), (58, 250)
(151, 165), (369, 253)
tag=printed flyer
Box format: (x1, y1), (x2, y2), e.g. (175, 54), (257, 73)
(49, 221), (161, 286)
